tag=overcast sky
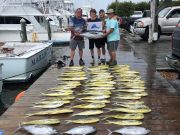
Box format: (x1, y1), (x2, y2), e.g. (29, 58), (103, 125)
(74, 0), (150, 11)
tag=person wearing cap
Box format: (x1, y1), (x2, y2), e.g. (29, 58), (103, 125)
(104, 9), (120, 66)
(98, 9), (107, 63)
(87, 8), (102, 65)
(68, 8), (86, 66)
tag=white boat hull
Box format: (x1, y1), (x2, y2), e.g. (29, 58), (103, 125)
(0, 42), (52, 82)
(0, 30), (70, 44)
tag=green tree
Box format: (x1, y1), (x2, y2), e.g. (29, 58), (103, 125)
(135, 2), (150, 12)
(108, 1), (135, 17)
(108, 0), (180, 17)
(172, 1), (180, 6)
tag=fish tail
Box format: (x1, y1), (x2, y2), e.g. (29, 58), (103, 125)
(77, 98), (84, 101)
(101, 116), (108, 121)
(104, 108), (112, 113)
(24, 114), (33, 118)
(65, 120), (71, 124)
(14, 124), (21, 133)
(113, 102), (120, 106)
(107, 129), (113, 135)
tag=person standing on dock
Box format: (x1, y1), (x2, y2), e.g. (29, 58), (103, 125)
(69, 8), (86, 66)
(98, 9), (107, 63)
(87, 9), (103, 65)
(103, 9), (120, 66)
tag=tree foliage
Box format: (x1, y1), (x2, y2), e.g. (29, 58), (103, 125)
(172, 1), (180, 6)
(108, 1), (180, 17)
(108, 1), (135, 17)
(108, 1), (149, 17)
(134, 2), (150, 12)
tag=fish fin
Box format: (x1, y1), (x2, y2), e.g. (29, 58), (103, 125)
(107, 129), (113, 135)
(112, 102), (120, 106)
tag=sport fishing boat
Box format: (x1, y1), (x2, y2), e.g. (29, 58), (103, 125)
(0, 42), (52, 82)
(0, 1), (71, 45)
(81, 5), (91, 20)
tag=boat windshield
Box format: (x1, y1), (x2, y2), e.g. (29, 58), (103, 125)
(158, 7), (171, 18)
(0, 16), (31, 24)
(134, 11), (142, 15)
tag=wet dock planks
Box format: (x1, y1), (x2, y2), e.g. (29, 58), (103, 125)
(0, 38), (180, 135)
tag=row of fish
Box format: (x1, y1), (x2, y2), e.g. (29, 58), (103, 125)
(16, 65), (151, 135)
(17, 125), (150, 135)
(69, 65), (114, 124)
(18, 66), (86, 134)
(104, 65), (151, 126)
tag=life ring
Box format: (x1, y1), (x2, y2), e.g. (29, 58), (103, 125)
(15, 91), (25, 101)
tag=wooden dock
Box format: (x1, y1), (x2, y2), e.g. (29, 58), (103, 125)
(0, 40), (180, 135)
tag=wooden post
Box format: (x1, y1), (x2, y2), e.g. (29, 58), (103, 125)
(153, 0), (159, 41)
(20, 18), (27, 42)
(46, 17), (52, 40)
(148, 0), (154, 44)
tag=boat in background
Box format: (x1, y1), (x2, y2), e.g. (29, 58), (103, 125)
(0, 42), (52, 82)
(0, 1), (71, 45)
(81, 5), (91, 20)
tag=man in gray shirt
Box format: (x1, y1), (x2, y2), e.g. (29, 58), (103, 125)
(69, 8), (86, 66)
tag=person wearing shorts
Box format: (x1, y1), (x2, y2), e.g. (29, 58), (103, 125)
(87, 9), (102, 64)
(104, 9), (120, 66)
(99, 9), (107, 63)
(69, 8), (86, 66)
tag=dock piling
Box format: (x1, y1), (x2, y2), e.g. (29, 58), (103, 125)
(20, 18), (27, 42)
(46, 17), (52, 40)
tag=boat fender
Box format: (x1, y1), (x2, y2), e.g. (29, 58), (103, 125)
(31, 32), (38, 42)
(29, 73), (33, 79)
(15, 91), (25, 102)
